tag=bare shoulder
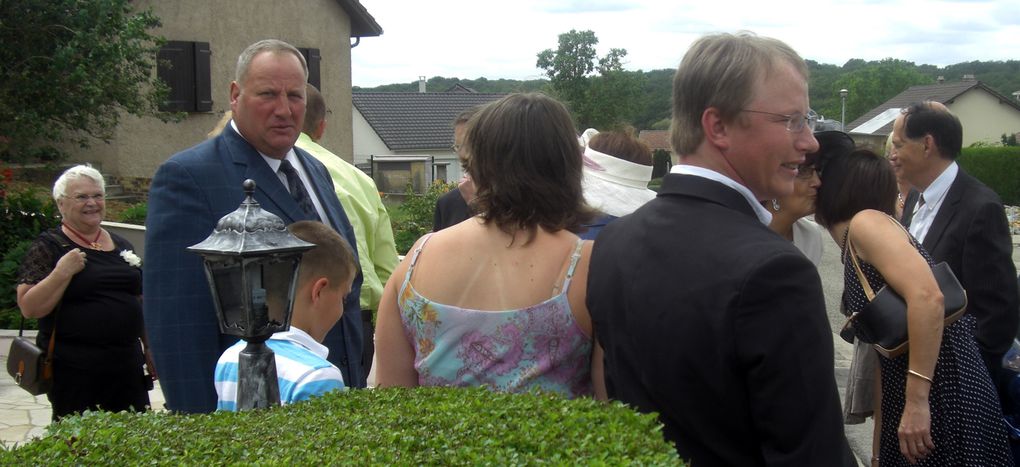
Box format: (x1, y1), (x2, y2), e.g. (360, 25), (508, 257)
(848, 210), (911, 262)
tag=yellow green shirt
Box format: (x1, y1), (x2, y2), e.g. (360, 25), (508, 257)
(296, 133), (399, 312)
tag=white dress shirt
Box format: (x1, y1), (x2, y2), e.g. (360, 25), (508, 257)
(908, 162), (958, 244)
(670, 165), (773, 225)
(230, 120), (328, 221)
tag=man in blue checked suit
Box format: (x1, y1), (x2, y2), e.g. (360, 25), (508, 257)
(144, 39), (366, 413)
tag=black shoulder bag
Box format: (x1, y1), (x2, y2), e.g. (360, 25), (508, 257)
(840, 218), (967, 358)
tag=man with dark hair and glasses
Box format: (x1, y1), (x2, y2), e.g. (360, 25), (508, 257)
(893, 101), (1018, 394)
(588, 32), (854, 465)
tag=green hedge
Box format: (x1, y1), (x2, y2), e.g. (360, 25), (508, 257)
(958, 146), (1020, 206)
(0, 387), (683, 465)
(390, 181), (454, 255)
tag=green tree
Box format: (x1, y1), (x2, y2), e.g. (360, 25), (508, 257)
(830, 59), (932, 125)
(0, 0), (176, 161)
(536, 30), (643, 129)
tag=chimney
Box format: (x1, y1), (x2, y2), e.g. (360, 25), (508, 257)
(937, 76), (945, 84)
(962, 74), (976, 82)
(418, 76), (426, 93)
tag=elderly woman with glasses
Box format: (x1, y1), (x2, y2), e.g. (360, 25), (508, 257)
(16, 164), (156, 421)
(763, 130), (854, 265)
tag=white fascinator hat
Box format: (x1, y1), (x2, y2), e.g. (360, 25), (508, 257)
(579, 128), (657, 217)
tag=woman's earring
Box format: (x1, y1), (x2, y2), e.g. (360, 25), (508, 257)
(771, 199), (780, 211)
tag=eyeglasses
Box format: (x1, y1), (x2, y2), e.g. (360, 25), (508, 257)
(67, 193), (104, 203)
(741, 109), (819, 133)
(796, 162), (819, 179)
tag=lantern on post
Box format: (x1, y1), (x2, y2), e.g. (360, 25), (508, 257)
(187, 180), (315, 410)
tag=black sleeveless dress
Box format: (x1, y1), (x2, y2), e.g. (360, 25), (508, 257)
(841, 229), (1012, 466)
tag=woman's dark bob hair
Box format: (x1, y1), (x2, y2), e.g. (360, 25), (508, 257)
(815, 148), (898, 228)
(465, 92), (592, 242)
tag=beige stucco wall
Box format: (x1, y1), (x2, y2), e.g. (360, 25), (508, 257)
(948, 89), (1020, 146)
(64, 0), (357, 181)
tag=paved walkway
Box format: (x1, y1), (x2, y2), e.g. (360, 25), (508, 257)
(0, 330), (166, 448)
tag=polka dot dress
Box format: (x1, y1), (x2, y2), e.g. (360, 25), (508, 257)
(841, 229), (1013, 466)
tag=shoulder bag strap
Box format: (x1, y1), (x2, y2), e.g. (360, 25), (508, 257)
(845, 235), (876, 301)
(846, 214), (916, 302)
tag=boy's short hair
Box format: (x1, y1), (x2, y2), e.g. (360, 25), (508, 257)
(288, 221), (357, 287)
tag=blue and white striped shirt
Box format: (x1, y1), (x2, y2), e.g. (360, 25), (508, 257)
(215, 327), (346, 411)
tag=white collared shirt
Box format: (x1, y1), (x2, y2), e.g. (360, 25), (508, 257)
(909, 162), (958, 243)
(230, 121), (328, 221)
(670, 165), (773, 225)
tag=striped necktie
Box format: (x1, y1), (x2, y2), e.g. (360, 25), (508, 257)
(279, 159), (320, 220)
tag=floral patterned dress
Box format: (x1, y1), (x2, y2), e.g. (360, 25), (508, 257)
(397, 234), (593, 398)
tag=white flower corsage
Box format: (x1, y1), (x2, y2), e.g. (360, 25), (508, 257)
(120, 250), (142, 268)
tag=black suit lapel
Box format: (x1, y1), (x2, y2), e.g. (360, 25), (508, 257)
(921, 172), (968, 253)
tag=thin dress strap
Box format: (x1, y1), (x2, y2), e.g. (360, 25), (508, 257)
(398, 233), (435, 301)
(558, 239), (586, 293)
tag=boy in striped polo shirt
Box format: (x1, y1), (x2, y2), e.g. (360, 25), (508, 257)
(215, 221), (358, 410)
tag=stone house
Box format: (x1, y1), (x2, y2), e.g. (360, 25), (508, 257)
(62, 0), (382, 195)
(846, 77), (1020, 150)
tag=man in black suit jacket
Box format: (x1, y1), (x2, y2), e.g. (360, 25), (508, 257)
(894, 101), (1019, 382)
(432, 187), (471, 231)
(432, 107), (480, 231)
(587, 32), (853, 465)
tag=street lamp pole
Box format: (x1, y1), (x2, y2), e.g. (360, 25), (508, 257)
(839, 89), (849, 132)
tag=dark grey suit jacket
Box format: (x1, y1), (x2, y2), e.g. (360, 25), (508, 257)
(144, 125), (365, 413)
(587, 174), (852, 466)
(902, 169), (1019, 360)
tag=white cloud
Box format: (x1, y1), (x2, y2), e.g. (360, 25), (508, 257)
(352, 0), (1018, 87)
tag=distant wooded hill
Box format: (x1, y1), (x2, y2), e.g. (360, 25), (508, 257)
(354, 59), (1020, 131)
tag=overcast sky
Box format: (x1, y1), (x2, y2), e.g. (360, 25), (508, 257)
(350, 0), (1019, 88)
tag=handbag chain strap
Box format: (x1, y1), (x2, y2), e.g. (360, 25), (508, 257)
(844, 214), (914, 303)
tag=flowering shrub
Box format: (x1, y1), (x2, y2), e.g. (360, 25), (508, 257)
(391, 180), (455, 255)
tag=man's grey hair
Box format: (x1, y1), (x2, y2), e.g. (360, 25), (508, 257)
(671, 31), (808, 155)
(52, 164), (105, 201)
(235, 39), (308, 86)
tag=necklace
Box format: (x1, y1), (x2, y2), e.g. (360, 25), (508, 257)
(63, 222), (103, 250)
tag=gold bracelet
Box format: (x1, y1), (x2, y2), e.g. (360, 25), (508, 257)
(907, 369), (933, 384)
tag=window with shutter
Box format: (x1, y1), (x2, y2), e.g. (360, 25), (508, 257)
(157, 41), (213, 112)
(298, 47), (322, 91)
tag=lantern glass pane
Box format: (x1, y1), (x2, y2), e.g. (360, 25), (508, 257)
(210, 261), (246, 333)
(254, 256), (300, 330)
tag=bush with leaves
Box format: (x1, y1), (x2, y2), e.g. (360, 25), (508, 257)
(0, 241), (36, 330)
(0, 387), (683, 465)
(958, 146), (1020, 206)
(117, 202), (148, 225)
(0, 177), (59, 328)
(0, 0), (179, 161)
(391, 180), (454, 254)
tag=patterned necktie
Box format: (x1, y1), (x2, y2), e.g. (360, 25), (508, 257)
(278, 159), (320, 220)
(913, 193), (926, 215)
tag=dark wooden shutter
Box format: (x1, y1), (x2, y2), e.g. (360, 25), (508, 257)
(299, 47), (322, 90)
(194, 42), (212, 112)
(157, 41), (195, 112)
(307, 48), (321, 90)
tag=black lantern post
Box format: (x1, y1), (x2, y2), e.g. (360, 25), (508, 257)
(187, 180), (315, 410)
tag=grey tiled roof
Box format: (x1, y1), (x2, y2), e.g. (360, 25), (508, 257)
(352, 92), (506, 150)
(846, 81), (1020, 136)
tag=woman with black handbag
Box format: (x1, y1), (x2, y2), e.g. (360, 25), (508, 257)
(15, 164), (156, 421)
(815, 149), (1011, 466)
